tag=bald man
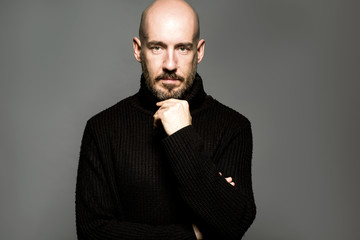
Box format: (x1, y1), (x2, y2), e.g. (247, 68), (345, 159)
(76, 1), (256, 239)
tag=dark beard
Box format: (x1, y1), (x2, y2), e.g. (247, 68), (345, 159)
(141, 52), (197, 100)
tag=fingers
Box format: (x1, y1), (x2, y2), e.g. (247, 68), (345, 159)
(152, 108), (167, 129)
(156, 99), (189, 109)
(218, 172), (235, 187)
(156, 98), (180, 106)
(152, 106), (165, 128)
(154, 99), (188, 119)
(153, 117), (160, 129)
(226, 177), (235, 186)
(192, 224), (203, 240)
(153, 99), (191, 135)
(225, 177), (232, 182)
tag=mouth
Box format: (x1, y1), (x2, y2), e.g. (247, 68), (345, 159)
(160, 78), (181, 84)
(156, 73), (184, 84)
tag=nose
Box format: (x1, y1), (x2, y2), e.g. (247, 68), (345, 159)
(163, 49), (177, 72)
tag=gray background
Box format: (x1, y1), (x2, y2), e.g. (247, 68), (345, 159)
(1, 0), (359, 239)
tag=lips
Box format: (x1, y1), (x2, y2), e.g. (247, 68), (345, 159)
(160, 79), (180, 84)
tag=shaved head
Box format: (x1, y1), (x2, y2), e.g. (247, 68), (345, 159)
(139, 0), (200, 42)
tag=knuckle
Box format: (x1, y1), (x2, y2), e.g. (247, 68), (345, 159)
(182, 101), (188, 107)
(173, 103), (181, 110)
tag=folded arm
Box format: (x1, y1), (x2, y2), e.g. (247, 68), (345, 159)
(162, 124), (256, 239)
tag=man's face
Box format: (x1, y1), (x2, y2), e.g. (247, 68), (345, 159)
(141, 44), (197, 100)
(136, 10), (203, 100)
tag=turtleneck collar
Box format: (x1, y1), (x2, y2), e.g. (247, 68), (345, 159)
(135, 73), (208, 113)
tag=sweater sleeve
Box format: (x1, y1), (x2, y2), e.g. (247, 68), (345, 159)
(161, 124), (256, 239)
(75, 122), (196, 240)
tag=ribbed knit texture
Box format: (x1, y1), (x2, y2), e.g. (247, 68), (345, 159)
(76, 73), (256, 239)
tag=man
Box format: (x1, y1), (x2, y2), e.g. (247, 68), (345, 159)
(76, 0), (256, 239)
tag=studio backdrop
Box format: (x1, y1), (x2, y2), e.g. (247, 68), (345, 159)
(1, 0), (359, 239)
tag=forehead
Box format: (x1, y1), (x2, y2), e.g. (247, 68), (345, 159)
(144, 9), (197, 43)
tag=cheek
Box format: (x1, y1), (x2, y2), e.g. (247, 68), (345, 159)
(180, 55), (196, 71)
(145, 56), (163, 74)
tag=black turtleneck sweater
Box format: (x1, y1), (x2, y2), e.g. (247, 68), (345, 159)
(76, 74), (256, 239)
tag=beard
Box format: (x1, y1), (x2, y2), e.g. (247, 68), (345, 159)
(141, 52), (198, 100)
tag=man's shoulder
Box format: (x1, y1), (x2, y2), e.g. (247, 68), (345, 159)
(87, 94), (136, 126)
(209, 98), (251, 129)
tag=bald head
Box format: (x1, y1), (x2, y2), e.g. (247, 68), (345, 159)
(139, 0), (200, 42)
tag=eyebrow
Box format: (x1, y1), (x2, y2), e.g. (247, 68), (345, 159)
(175, 42), (194, 49)
(147, 41), (166, 48)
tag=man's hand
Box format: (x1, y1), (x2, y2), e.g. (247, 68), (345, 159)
(153, 99), (192, 135)
(219, 172), (235, 186)
(192, 224), (203, 240)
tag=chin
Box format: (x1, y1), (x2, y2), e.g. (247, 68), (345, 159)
(155, 88), (184, 100)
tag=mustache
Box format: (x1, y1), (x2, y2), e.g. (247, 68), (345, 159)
(155, 72), (184, 81)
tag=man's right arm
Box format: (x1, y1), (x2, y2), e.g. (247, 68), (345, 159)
(75, 122), (196, 240)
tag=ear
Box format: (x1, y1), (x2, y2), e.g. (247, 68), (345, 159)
(133, 37), (142, 63)
(196, 39), (205, 63)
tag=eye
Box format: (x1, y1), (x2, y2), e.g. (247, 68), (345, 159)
(151, 46), (163, 54)
(178, 46), (189, 54)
